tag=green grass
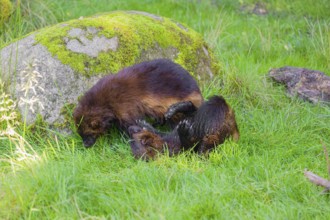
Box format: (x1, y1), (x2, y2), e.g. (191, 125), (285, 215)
(1, 0), (330, 219)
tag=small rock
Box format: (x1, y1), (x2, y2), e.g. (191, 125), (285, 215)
(252, 2), (268, 15)
(240, 2), (268, 16)
(269, 66), (330, 104)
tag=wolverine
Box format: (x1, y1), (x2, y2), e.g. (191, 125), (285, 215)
(128, 95), (239, 160)
(73, 59), (203, 147)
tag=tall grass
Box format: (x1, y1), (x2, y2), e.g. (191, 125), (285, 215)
(1, 0), (330, 219)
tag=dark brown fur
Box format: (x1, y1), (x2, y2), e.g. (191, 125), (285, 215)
(128, 95), (239, 160)
(73, 59), (203, 147)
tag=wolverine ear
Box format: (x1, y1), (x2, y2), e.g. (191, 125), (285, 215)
(140, 134), (154, 146)
(102, 116), (114, 127)
(90, 119), (101, 129)
(91, 117), (112, 129)
(102, 111), (115, 126)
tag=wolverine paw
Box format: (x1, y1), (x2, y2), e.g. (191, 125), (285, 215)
(177, 119), (192, 135)
(135, 119), (157, 132)
(164, 109), (176, 121)
(128, 125), (143, 136)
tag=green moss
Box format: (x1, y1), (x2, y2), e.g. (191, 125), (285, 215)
(51, 103), (76, 130)
(27, 114), (48, 134)
(0, 0), (12, 25)
(60, 103), (75, 123)
(35, 11), (219, 78)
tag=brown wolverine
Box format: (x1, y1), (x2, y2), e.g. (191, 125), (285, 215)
(128, 95), (239, 160)
(73, 59), (203, 147)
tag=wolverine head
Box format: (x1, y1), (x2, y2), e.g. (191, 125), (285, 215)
(128, 126), (165, 160)
(73, 106), (115, 147)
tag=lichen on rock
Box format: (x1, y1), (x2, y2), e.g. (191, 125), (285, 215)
(65, 27), (119, 57)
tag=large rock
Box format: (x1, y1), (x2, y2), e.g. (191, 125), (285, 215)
(269, 66), (330, 104)
(0, 11), (219, 129)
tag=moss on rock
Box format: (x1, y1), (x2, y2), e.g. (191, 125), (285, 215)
(0, 0), (12, 25)
(35, 11), (219, 78)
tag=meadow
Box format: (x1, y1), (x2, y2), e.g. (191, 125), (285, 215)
(1, 0), (330, 219)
